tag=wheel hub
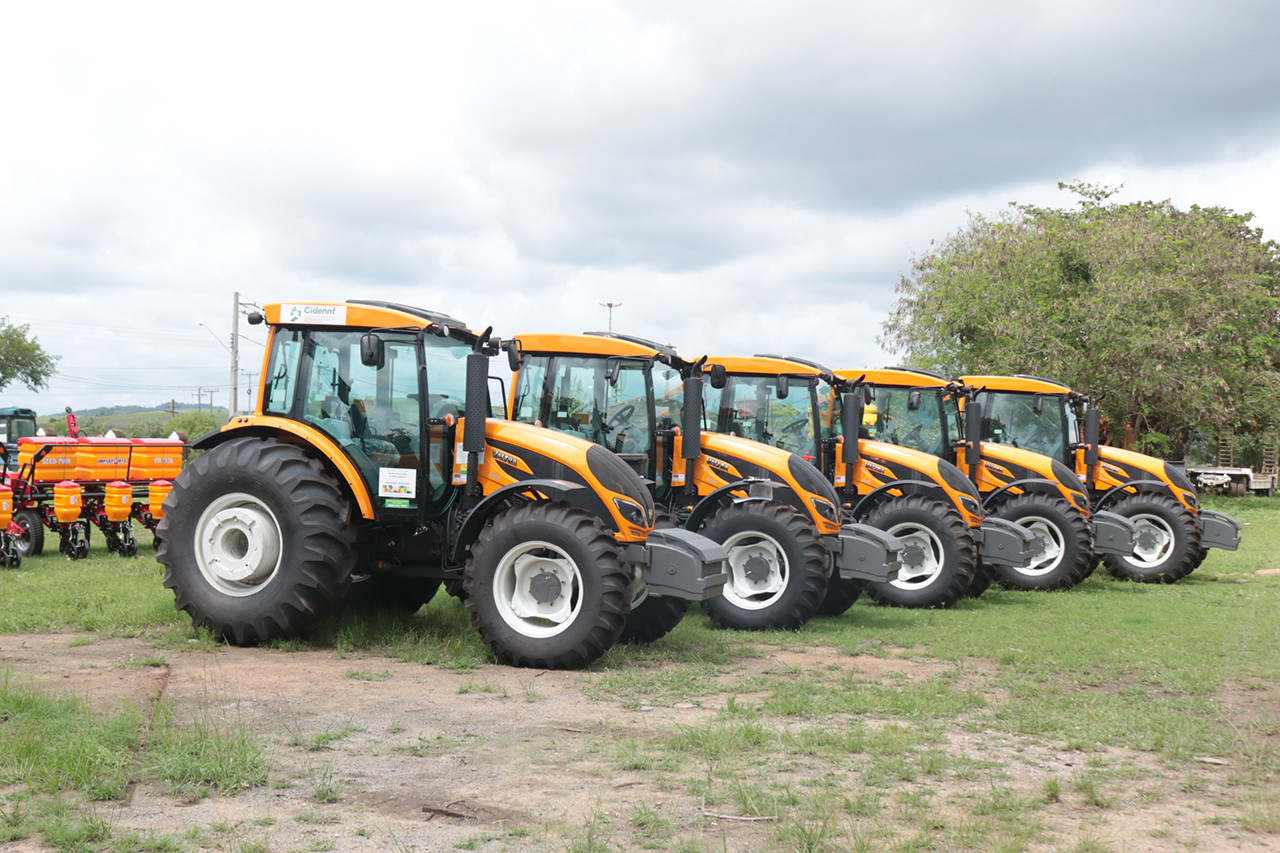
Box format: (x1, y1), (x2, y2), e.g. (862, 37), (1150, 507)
(528, 570), (563, 604)
(1137, 529), (1160, 550)
(742, 553), (772, 583)
(720, 531), (788, 608)
(902, 543), (927, 569)
(200, 505), (282, 587)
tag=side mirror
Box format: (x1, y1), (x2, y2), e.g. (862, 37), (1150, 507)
(607, 359), (622, 387)
(1033, 394), (1043, 415)
(505, 339), (523, 372)
(776, 374), (789, 399)
(907, 389), (921, 411)
(840, 392), (861, 466)
(709, 364), (728, 389)
(360, 333), (385, 368)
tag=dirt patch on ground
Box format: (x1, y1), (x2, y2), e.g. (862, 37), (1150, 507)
(1, 633), (1276, 852)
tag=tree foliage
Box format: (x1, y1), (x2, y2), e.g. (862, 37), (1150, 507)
(881, 182), (1280, 455)
(0, 317), (59, 393)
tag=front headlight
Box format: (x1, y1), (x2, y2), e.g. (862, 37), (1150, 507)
(810, 497), (839, 524)
(613, 497), (649, 528)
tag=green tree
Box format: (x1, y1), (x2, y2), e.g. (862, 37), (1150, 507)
(0, 317), (59, 392)
(881, 182), (1280, 457)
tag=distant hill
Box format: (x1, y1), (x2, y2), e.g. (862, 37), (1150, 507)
(34, 408), (229, 439)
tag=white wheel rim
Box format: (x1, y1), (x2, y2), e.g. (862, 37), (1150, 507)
(492, 539), (584, 638)
(1129, 512), (1175, 568)
(720, 530), (789, 610)
(1013, 515), (1066, 577)
(628, 568), (650, 608)
(886, 522), (945, 589)
(194, 492), (283, 597)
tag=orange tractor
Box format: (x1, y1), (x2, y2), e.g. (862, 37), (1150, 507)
(156, 301), (728, 669)
(834, 368), (1138, 593)
(504, 332), (902, 639)
(961, 374), (1241, 581)
(699, 356), (1038, 609)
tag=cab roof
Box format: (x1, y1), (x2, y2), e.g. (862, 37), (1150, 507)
(835, 367), (948, 388)
(511, 332), (678, 361)
(961, 374), (1072, 394)
(265, 301), (474, 334)
(704, 355), (828, 379)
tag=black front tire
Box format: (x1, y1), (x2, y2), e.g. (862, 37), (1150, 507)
(863, 496), (976, 609)
(156, 437), (357, 645)
(464, 501), (630, 669)
(13, 509), (44, 557)
(988, 493), (1093, 591)
(698, 502), (829, 631)
(963, 563), (996, 599)
(1102, 494), (1200, 583)
(816, 576), (866, 617)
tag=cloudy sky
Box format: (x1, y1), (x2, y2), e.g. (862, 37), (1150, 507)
(4, 0), (1280, 416)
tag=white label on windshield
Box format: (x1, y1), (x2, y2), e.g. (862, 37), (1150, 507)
(378, 467), (417, 498)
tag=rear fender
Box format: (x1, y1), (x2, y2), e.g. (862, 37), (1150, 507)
(194, 418), (376, 518)
(684, 479), (785, 532)
(450, 479), (595, 563)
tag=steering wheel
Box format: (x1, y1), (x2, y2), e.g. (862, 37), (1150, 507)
(780, 417), (808, 435)
(608, 404), (636, 427)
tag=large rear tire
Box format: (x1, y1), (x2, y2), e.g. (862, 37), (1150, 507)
(157, 438), (357, 645)
(13, 509), (44, 557)
(697, 502), (829, 631)
(863, 496), (975, 609)
(1102, 494), (1200, 583)
(618, 508), (688, 645)
(988, 493), (1092, 591)
(464, 501), (630, 668)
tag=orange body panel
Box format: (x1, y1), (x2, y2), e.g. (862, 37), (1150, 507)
(75, 437), (132, 482)
(0, 484), (12, 527)
(129, 439), (184, 481)
(17, 437), (78, 482)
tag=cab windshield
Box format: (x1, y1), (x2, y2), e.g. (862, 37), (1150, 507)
(977, 391), (1069, 462)
(705, 374), (818, 457)
(861, 386), (951, 456)
(512, 355), (654, 455)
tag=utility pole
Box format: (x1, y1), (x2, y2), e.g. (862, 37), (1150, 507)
(194, 388), (204, 413)
(599, 301), (622, 332)
(229, 290), (240, 417)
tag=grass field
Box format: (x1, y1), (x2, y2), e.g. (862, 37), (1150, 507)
(0, 495), (1277, 851)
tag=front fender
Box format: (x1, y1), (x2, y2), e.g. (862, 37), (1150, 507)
(1092, 479), (1177, 512)
(980, 478), (1064, 510)
(450, 479), (595, 563)
(684, 479), (782, 532)
(847, 480), (950, 522)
